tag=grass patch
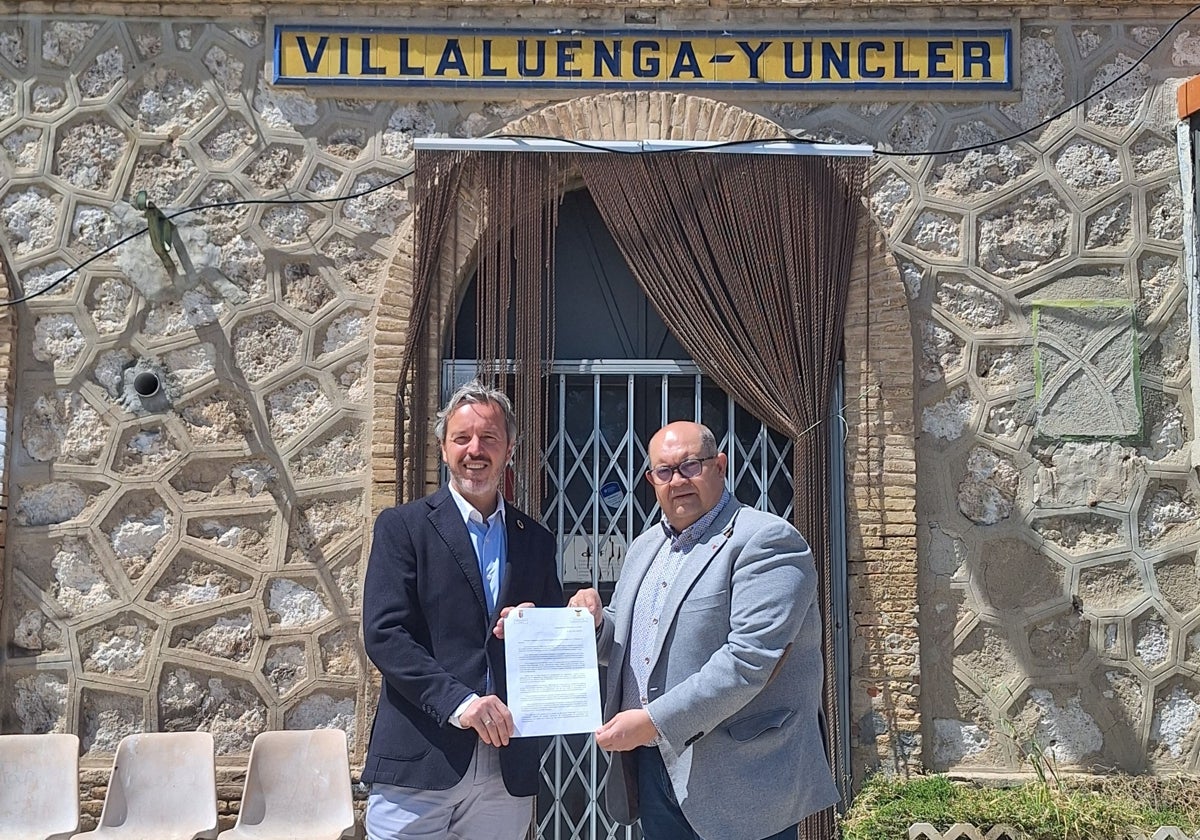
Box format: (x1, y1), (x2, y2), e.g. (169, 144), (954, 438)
(841, 774), (1200, 840)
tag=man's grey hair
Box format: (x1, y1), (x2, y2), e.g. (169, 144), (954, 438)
(697, 424), (718, 458)
(434, 379), (518, 444)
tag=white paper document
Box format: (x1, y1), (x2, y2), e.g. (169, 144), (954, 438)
(504, 606), (603, 737)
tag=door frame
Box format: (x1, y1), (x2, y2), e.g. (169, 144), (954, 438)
(442, 358), (852, 825)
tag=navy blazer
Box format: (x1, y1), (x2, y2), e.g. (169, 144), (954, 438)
(361, 486), (563, 796)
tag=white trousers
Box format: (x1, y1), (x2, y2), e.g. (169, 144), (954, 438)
(365, 742), (534, 840)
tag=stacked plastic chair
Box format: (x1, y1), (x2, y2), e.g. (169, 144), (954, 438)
(216, 729), (355, 840)
(72, 731), (218, 840)
(0, 733), (81, 840)
(0, 729), (354, 840)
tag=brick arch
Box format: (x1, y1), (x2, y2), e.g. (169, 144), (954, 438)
(841, 223), (922, 778)
(368, 100), (919, 775)
(369, 91), (799, 511)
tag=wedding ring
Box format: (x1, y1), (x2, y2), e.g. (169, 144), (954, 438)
(483, 717), (493, 725)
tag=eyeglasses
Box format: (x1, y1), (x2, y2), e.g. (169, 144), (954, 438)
(646, 456), (715, 485)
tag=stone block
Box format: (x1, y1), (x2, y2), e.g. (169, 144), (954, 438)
(909, 824), (1022, 840)
(1148, 829), (1196, 840)
(1032, 302), (1141, 439)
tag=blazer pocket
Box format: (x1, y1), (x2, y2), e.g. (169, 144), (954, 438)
(726, 708), (795, 742)
(376, 746), (432, 765)
(678, 590), (728, 613)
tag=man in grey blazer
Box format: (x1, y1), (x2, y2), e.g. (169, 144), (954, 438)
(569, 421), (838, 840)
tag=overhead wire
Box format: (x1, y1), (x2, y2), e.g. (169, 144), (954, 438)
(502, 1), (1200, 158)
(877, 1), (1200, 158)
(7, 1), (1198, 306)
(5, 169), (411, 305)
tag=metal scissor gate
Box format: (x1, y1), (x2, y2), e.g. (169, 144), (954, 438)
(442, 358), (851, 840)
(443, 360), (795, 840)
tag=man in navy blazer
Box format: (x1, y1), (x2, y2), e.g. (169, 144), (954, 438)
(362, 380), (563, 840)
(570, 421), (838, 840)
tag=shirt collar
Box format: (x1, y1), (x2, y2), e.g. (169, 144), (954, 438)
(448, 482), (506, 527)
(661, 489), (731, 552)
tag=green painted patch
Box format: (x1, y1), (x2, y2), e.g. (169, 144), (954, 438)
(1031, 299), (1141, 441)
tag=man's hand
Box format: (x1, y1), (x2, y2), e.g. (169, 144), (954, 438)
(460, 695), (515, 747)
(595, 709), (658, 752)
(567, 587), (604, 629)
(492, 602), (534, 639)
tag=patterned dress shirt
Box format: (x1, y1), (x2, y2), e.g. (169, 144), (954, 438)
(620, 490), (733, 721)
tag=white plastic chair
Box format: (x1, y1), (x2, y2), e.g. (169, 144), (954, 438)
(73, 731), (217, 840)
(0, 733), (80, 840)
(216, 729), (354, 840)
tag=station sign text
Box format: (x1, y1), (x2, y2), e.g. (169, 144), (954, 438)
(273, 26), (1013, 91)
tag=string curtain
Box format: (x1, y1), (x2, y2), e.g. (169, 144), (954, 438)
(397, 149), (466, 503)
(473, 152), (561, 511)
(398, 150), (561, 513)
(575, 151), (867, 840)
(401, 148), (868, 840)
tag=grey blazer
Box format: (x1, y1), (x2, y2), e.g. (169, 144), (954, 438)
(597, 502), (838, 840)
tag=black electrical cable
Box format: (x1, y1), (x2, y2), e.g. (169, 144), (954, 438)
(8, 2), (1198, 306)
(6, 227), (149, 306)
(163, 171), (411, 221)
(505, 2), (1200, 158)
(877, 1), (1200, 158)
(5, 169), (412, 305)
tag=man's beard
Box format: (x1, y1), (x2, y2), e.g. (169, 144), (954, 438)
(453, 464), (499, 497)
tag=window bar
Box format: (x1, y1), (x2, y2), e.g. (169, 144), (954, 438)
(725, 394), (736, 494)
(556, 372), (567, 584)
(592, 373), (602, 592)
(758, 421), (769, 511)
(589, 373), (603, 840)
(555, 373), (567, 840)
(659, 373), (669, 428)
(626, 373), (636, 549)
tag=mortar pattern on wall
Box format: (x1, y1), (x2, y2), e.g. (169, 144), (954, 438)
(839, 21), (1199, 773)
(0, 8), (1196, 794)
(0, 18), (390, 760)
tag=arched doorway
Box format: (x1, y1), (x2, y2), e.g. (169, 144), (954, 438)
(444, 188), (826, 839)
(373, 91), (919, 825)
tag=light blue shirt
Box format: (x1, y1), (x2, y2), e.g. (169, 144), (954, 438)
(446, 484), (507, 725)
(448, 484), (507, 613)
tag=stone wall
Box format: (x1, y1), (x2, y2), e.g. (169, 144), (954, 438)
(0, 1), (1197, 21)
(872, 19), (1197, 772)
(0, 250), (16, 625)
(0, 0), (1197, 809)
(0, 19), (379, 762)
